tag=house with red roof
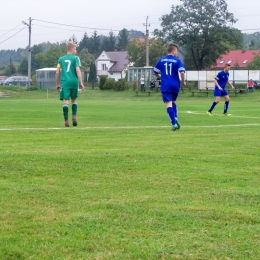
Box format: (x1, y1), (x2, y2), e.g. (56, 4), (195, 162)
(95, 50), (130, 81)
(211, 49), (260, 69)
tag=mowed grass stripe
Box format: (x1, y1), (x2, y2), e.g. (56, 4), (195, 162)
(0, 86), (260, 259)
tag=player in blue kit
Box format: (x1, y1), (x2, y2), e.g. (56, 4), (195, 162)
(153, 43), (186, 131)
(207, 63), (235, 116)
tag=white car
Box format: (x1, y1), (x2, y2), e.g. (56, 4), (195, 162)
(4, 76), (32, 86)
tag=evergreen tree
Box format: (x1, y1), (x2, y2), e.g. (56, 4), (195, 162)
(108, 31), (116, 51)
(89, 31), (100, 55)
(19, 57), (28, 75)
(69, 34), (78, 44)
(9, 57), (16, 75)
(88, 62), (97, 82)
(117, 28), (129, 50)
(78, 32), (89, 53)
(100, 36), (110, 52)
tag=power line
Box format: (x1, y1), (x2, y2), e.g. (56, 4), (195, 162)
(0, 24), (25, 38)
(32, 23), (89, 33)
(33, 19), (121, 32)
(0, 27), (27, 45)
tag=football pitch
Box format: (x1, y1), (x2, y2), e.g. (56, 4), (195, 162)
(0, 87), (259, 259)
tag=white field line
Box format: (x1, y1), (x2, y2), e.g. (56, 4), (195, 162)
(0, 124), (260, 131)
(0, 111), (259, 131)
(186, 111), (260, 119)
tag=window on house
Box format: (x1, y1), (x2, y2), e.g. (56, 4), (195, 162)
(243, 60), (248, 64)
(227, 60), (232, 64)
(219, 61), (224, 64)
(102, 64), (107, 70)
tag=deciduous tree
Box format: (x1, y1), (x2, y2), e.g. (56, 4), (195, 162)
(127, 38), (166, 67)
(154, 0), (243, 70)
(79, 48), (95, 71)
(246, 54), (260, 70)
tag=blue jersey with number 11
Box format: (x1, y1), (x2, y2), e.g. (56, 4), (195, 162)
(154, 55), (185, 92)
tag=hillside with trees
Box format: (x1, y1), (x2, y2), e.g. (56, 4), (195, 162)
(0, 29), (144, 77)
(1, 7), (260, 78)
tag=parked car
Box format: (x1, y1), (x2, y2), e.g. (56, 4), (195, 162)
(4, 76), (32, 86)
(0, 76), (8, 85)
(254, 80), (260, 89)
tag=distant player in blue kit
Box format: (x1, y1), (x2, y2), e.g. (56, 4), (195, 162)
(207, 63), (235, 116)
(153, 43), (186, 131)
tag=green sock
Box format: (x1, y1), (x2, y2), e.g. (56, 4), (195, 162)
(72, 103), (77, 117)
(63, 104), (69, 121)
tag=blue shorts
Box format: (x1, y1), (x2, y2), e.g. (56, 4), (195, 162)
(162, 92), (179, 103)
(214, 88), (228, 97)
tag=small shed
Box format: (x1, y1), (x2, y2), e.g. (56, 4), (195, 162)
(36, 68), (85, 89)
(127, 66), (154, 85)
(36, 68), (57, 89)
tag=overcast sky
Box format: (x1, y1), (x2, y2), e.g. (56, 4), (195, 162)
(0, 0), (260, 50)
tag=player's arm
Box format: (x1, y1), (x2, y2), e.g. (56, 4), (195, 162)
(76, 66), (84, 91)
(180, 72), (186, 86)
(214, 79), (223, 91)
(153, 62), (161, 80)
(55, 65), (61, 91)
(228, 80), (235, 89)
(178, 61), (186, 86)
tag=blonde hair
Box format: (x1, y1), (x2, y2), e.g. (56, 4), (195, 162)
(67, 42), (77, 51)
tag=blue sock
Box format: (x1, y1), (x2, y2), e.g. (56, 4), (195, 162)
(208, 102), (217, 112)
(224, 101), (229, 114)
(167, 107), (176, 125)
(172, 103), (178, 119)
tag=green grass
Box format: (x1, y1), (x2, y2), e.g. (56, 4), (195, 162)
(0, 86), (259, 259)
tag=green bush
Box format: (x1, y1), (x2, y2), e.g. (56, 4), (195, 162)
(31, 75), (36, 86)
(99, 76), (107, 90)
(103, 78), (115, 90)
(132, 81), (138, 91)
(113, 79), (128, 91)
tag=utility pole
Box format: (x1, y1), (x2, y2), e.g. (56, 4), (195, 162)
(22, 17), (32, 89)
(143, 16), (150, 67)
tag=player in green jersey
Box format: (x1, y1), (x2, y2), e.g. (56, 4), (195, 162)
(55, 42), (84, 127)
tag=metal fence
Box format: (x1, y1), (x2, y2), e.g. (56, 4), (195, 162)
(127, 67), (260, 90)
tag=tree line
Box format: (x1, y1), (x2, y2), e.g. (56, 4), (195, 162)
(0, 28), (143, 78)
(1, 0), (260, 77)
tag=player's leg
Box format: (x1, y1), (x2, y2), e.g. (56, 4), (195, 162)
(207, 89), (221, 115)
(163, 93), (178, 131)
(60, 87), (70, 126)
(172, 93), (180, 129)
(223, 94), (231, 115)
(63, 99), (69, 127)
(71, 88), (79, 126)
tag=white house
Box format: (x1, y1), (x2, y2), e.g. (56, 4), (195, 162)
(95, 51), (129, 81)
